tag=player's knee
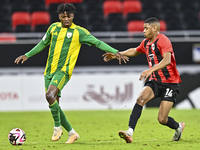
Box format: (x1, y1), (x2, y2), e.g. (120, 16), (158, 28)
(158, 117), (167, 125)
(45, 92), (55, 104)
(136, 96), (146, 106)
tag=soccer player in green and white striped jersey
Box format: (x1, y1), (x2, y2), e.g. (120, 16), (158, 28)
(14, 3), (128, 144)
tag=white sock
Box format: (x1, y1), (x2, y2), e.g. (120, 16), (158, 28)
(54, 126), (61, 130)
(127, 127), (133, 136)
(69, 128), (76, 135)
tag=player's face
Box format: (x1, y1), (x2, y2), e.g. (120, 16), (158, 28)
(143, 23), (154, 39)
(59, 12), (74, 28)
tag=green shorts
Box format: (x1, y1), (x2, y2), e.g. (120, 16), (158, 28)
(44, 71), (70, 97)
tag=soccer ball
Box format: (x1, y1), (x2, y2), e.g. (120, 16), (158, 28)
(8, 128), (26, 145)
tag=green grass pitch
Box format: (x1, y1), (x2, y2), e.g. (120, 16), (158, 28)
(1, 108), (200, 150)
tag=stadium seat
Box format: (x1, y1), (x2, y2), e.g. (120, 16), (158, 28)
(182, 9), (199, 21)
(45, 0), (64, 7)
(0, 0), (7, 5)
(34, 25), (49, 32)
(159, 20), (167, 31)
(67, 0), (83, 3)
(103, 1), (122, 17)
(50, 11), (60, 24)
(73, 3), (85, 14)
(0, 12), (11, 25)
(73, 11), (87, 27)
(10, 0), (26, 3)
(10, 0), (30, 13)
(143, 9), (160, 19)
(88, 21), (107, 31)
(31, 12), (50, 30)
(167, 20), (181, 30)
(126, 13), (146, 22)
(84, 0), (103, 13)
(0, 3), (10, 14)
(12, 12), (31, 31)
(30, 0), (45, 3)
(86, 10), (104, 25)
(107, 20), (127, 31)
(0, 23), (12, 33)
(107, 13), (124, 23)
(15, 25), (32, 32)
(29, 0), (46, 12)
(127, 20), (166, 32)
(162, 10), (180, 23)
(185, 19), (200, 30)
(48, 3), (61, 13)
(127, 20), (144, 32)
(122, 0), (142, 16)
(141, 0), (158, 13)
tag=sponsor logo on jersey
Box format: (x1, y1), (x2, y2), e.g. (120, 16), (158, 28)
(148, 54), (154, 60)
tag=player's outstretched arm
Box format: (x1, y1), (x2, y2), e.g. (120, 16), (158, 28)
(103, 48), (140, 63)
(14, 39), (48, 65)
(115, 52), (129, 65)
(14, 55), (28, 64)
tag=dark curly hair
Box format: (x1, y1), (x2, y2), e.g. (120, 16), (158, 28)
(57, 3), (76, 16)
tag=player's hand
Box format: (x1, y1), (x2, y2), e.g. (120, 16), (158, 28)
(139, 69), (153, 81)
(115, 52), (129, 65)
(102, 52), (116, 62)
(14, 55), (28, 64)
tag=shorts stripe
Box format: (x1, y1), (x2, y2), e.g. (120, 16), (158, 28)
(58, 75), (66, 90)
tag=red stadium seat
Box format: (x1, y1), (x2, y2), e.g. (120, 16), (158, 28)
(122, 0), (142, 16)
(12, 12), (31, 30)
(45, 0), (64, 6)
(67, 0), (82, 3)
(159, 20), (167, 31)
(127, 20), (144, 32)
(103, 1), (122, 17)
(31, 11), (50, 29)
(127, 20), (166, 32)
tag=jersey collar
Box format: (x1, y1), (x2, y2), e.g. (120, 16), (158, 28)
(147, 33), (160, 45)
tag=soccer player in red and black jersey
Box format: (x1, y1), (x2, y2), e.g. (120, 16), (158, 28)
(103, 17), (185, 143)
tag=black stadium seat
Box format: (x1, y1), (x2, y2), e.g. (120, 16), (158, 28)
(29, 0), (46, 12)
(15, 25), (32, 32)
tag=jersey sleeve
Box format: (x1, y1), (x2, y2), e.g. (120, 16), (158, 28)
(158, 35), (173, 54)
(136, 39), (146, 54)
(78, 27), (118, 54)
(78, 27), (97, 46)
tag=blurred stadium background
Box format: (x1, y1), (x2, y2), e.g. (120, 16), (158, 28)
(0, 0), (200, 111)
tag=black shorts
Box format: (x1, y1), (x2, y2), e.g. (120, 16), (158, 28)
(145, 80), (180, 103)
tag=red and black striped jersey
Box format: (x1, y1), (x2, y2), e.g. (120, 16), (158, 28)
(136, 33), (181, 83)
